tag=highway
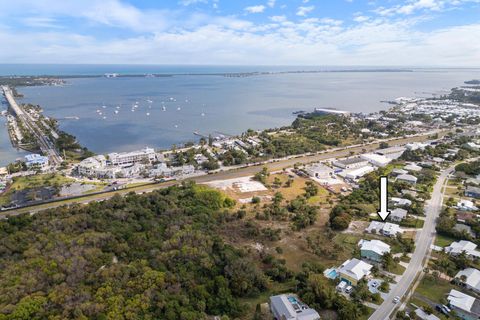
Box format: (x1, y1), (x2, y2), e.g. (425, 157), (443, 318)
(2, 86), (62, 165)
(3, 130), (443, 216)
(369, 164), (456, 320)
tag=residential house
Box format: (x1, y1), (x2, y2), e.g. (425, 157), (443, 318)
(445, 240), (480, 259)
(358, 239), (391, 262)
(389, 208), (408, 222)
(456, 211), (476, 224)
(404, 163), (423, 172)
(447, 289), (480, 320)
(455, 268), (480, 294)
(366, 221), (403, 237)
(391, 168), (408, 176)
(390, 197), (412, 207)
(396, 174), (418, 185)
(454, 224), (476, 238)
(466, 186), (480, 199)
(414, 308), (440, 320)
(457, 200), (478, 212)
(269, 294), (320, 320)
(338, 258), (373, 286)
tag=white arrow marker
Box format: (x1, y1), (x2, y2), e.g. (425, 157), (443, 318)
(377, 176), (391, 221)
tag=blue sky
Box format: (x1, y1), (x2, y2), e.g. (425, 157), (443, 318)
(0, 0), (479, 66)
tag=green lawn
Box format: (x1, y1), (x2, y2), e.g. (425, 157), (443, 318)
(434, 234), (456, 247)
(386, 263), (406, 275)
(415, 277), (453, 303)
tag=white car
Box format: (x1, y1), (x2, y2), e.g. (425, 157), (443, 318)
(393, 296), (400, 304)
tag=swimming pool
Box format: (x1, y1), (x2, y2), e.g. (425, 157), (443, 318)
(324, 268), (338, 279)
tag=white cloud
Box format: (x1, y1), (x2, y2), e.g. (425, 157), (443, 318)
(267, 0), (276, 8)
(296, 6), (315, 16)
(244, 5), (266, 14)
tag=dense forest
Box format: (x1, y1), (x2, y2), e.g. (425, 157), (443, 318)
(0, 183), (267, 320)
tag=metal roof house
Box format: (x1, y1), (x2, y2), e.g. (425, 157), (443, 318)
(338, 258), (373, 286)
(269, 294), (320, 320)
(455, 268), (480, 294)
(358, 239), (391, 262)
(447, 289), (480, 320)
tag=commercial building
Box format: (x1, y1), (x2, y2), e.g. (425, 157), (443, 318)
(360, 153), (392, 167)
(24, 154), (49, 169)
(269, 294), (320, 320)
(108, 147), (156, 166)
(77, 155), (108, 177)
(455, 268), (480, 294)
(447, 289), (480, 320)
(358, 239), (391, 262)
(338, 258), (373, 286)
(304, 163), (333, 179)
(343, 165), (375, 180)
(375, 146), (406, 160)
(333, 157), (369, 169)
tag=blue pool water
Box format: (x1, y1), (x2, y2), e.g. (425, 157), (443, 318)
(326, 269), (338, 279)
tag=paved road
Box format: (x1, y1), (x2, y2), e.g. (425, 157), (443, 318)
(369, 165), (455, 320)
(2, 86), (62, 165)
(2, 131), (443, 216)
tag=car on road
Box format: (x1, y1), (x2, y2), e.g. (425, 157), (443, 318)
(393, 296), (400, 304)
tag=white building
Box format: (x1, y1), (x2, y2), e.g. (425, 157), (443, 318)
(366, 221), (403, 237)
(447, 289), (480, 320)
(406, 142), (429, 151)
(333, 157), (369, 169)
(77, 155), (108, 177)
(108, 147), (156, 166)
(457, 199), (479, 211)
(304, 163), (333, 179)
(360, 153), (392, 167)
(376, 146), (406, 160)
(338, 258), (373, 286)
(390, 197), (412, 207)
(396, 174), (418, 185)
(358, 239), (391, 262)
(455, 268), (480, 294)
(404, 163), (423, 172)
(344, 165), (375, 180)
(445, 240), (480, 259)
(269, 294), (320, 320)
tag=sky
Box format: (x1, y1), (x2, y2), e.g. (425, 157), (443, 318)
(0, 0), (479, 66)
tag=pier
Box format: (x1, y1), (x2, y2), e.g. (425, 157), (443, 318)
(2, 85), (62, 165)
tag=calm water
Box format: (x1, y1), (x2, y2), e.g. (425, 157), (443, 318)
(1, 66), (479, 166)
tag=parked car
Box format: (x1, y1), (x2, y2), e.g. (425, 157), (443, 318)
(345, 286), (353, 294)
(393, 296), (400, 304)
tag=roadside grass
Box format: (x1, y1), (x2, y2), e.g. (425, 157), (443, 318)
(415, 277), (453, 303)
(434, 234), (456, 247)
(386, 263), (406, 275)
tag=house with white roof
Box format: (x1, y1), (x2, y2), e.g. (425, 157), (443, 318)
(445, 240), (480, 259)
(396, 174), (418, 185)
(390, 197), (412, 207)
(389, 208), (408, 222)
(447, 289), (480, 320)
(414, 308), (440, 320)
(358, 239), (391, 262)
(343, 165), (375, 180)
(269, 294), (320, 320)
(404, 163), (423, 172)
(455, 268), (480, 294)
(391, 168), (409, 176)
(457, 199), (479, 211)
(366, 221), (403, 237)
(338, 258), (373, 286)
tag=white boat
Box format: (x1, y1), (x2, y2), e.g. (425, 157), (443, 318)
(146, 113), (150, 116)
(114, 110), (119, 114)
(102, 105), (107, 109)
(177, 107), (181, 111)
(162, 106), (166, 111)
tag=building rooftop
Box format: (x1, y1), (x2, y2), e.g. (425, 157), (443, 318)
(335, 157), (367, 166)
(339, 258), (373, 281)
(270, 294), (320, 320)
(358, 239), (391, 256)
(448, 289), (480, 315)
(456, 268), (480, 292)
